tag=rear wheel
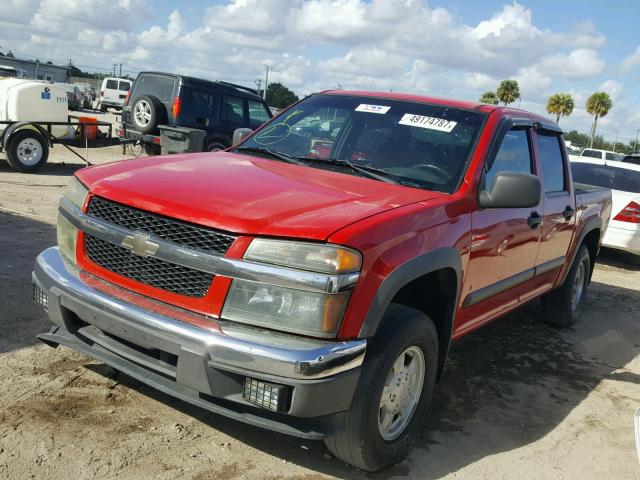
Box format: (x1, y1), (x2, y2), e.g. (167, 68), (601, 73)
(205, 140), (227, 152)
(6, 130), (49, 172)
(541, 245), (591, 327)
(324, 304), (438, 472)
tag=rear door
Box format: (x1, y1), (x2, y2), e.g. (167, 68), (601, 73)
(532, 126), (576, 284)
(103, 79), (119, 104)
(220, 95), (247, 139)
(127, 74), (176, 127)
(117, 80), (131, 105)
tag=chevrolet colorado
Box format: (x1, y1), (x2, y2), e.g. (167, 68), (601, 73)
(33, 91), (611, 471)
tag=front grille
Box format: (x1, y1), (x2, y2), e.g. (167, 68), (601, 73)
(85, 235), (214, 297)
(87, 196), (236, 255)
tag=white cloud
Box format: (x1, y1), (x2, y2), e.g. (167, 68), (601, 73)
(536, 49), (606, 78)
(3, 0), (635, 138)
(622, 45), (640, 72)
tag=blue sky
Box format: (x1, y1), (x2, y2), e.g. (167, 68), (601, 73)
(2, 0), (640, 143)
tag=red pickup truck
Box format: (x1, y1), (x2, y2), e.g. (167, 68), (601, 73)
(33, 91), (611, 471)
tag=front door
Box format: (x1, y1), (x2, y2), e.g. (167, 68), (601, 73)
(458, 126), (542, 333)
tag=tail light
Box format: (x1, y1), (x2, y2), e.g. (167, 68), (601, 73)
(613, 201), (640, 223)
(124, 90), (131, 106)
(100, 90), (104, 97)
(171, 96), (181, 117)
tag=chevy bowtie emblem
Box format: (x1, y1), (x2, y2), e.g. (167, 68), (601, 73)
(121, 233), (160, 257)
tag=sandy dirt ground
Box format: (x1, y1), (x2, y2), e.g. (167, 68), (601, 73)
(0, 125), (639, 479)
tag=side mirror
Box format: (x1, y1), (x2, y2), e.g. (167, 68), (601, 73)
(479, 172), (541, 208)
(233, 128), (253, 145)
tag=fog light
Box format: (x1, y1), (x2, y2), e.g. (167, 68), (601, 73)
(33, 282), (48, 310)
(243, 377), (290, 412)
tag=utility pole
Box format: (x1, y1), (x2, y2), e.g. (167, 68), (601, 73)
(119, 63), (122, 77)
(255, 79), (262, 97)
(634, 129), (639, 152)
(113, 64), (117, 77)
(263, 65), (270, 101)
(613, 129), (619, 152)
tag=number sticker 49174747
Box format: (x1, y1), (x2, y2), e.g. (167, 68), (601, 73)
(398, 114), (457, 132)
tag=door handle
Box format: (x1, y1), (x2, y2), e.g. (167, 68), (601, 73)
(527, 211), (542, 229)
(563, 206), (575, 221)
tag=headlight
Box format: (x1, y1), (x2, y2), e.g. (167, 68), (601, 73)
(222, 279), (350, 337)
(57, 176), (88, 265)
(64, 176), (89, 208)
(244, 239), (361, 273)
(57, 213), (78, 265)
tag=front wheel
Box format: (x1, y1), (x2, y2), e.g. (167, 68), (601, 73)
(324, 304), (438, 472)
(6, 130), (49, 172)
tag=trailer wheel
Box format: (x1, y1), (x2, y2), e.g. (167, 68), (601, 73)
(6, 130), (49, 173)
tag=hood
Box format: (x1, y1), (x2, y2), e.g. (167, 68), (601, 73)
(77, 152), (442, 241)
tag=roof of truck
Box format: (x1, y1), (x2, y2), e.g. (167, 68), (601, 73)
(321, 90), (553, 123)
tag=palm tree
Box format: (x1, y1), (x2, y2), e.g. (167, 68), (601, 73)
(496, 80), (520, 106)
(586, 92), (612, 147)
(479, 91), (499, 105)
(546, 93), (574, 123)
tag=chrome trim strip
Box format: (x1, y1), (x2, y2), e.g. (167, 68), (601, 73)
(60, 197), (359, 294)
(34, 247), (366, 380)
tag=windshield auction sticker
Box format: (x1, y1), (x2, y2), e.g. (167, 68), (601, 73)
(355, 104), (391, 114)
(399, 114), (457, 132)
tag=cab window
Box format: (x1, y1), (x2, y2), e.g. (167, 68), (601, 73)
(536, 133), (567, 193)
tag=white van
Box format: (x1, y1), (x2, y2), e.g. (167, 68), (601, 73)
(98, 77), (131, 112)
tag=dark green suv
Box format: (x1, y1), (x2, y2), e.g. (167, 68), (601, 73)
(122, 71), (273, 155)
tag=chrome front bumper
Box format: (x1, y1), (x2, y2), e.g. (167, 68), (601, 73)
(33, 247), (366, 438)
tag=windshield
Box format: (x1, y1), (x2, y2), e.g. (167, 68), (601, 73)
(236, 94), (486, 193)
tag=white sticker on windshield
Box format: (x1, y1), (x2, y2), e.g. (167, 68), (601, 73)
(398, 114), (457, 132)
(355, 104), (391, 114)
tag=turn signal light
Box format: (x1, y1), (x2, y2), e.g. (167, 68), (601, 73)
(613, 201), (640, 223)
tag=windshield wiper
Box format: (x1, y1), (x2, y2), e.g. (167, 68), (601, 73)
(235, 146), (307, 166)
(331, 159), (399, 184)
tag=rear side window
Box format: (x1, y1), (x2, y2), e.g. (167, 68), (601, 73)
(247, 100), (271, 128)
(118, 81), (130, 92)
(485, 128), (532, 190)
(106, 80), (117, 89)
(581, 149), (601, 159)
(223, 96), (245, 123)
(184, 88), (218, 117)
(133, 75), (175, 102)
(605, 152), (622, 162)
(572, 163), (640, 193)
(536, 133), (566, 193)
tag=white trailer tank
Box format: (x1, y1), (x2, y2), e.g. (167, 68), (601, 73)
(0, 78), (69, 138)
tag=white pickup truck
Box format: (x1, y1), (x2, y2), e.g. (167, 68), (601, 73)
(574, 148), (624, 162)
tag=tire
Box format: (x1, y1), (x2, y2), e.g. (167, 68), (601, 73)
(205, 140), (227, 152)
(100, 104), (107, 113)
(131, 95), (166, 134)
(143, 143), (161, 156)
(324, 304), (438, 472)
(541, 245), (591, 327)
(6, 130), (49, 173)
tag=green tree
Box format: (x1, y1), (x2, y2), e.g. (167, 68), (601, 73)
(496, 79), (520, 106)
(479, 91), (499, 105)
(586, 92), (612, 148)
(265, 82), (299, 108)
(546, 93), (574, 123)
